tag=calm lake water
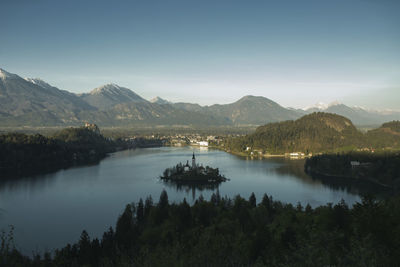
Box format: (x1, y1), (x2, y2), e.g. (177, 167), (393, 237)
(0, 146), (361, 254)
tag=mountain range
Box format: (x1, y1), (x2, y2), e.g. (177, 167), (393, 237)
(0, 68), (399, 127)
(302, 102), (400, 126)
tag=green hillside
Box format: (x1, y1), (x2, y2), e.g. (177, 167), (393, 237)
(366, 121), (400, 149)
(224, 112), (366, 154)
(204, 95), (301, 125)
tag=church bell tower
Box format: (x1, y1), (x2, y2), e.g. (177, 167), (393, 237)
(192, 152), (196, 169)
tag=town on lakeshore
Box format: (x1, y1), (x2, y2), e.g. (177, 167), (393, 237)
(160, 152), (228, 184)
(121, 132), (311, 159)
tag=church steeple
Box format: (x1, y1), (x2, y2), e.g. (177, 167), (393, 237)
(192, 152), (196, 169)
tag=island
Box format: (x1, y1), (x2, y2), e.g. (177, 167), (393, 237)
(160, 152), (228, 184)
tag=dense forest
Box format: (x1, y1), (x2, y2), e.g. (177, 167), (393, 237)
(223, 113), (400, 154)
(1, 190), (400, 266)
(305, 152), (400, 188)
(0, 125), (167, 179)
(0, 127), (116, 178)
(365, 121), (400, 149)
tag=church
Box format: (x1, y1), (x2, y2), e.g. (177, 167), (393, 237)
(184, 152), (197, 172)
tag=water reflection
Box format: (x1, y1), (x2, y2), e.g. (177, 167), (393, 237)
(308, 174), (394, 198)
(266, 158), (393, 198)
(0, 162), (101, 195)
(0, 173), (57, 195)
(0, 147), (366, 254)
(161, 179), (220, 200)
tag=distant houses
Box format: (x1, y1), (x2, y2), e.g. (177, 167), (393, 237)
(198, 141), (209, 147)
(288, 152), (306, 158)
(166, 134), (220, 147)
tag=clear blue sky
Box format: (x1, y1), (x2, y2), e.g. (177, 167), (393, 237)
(1, 0), (399, 109)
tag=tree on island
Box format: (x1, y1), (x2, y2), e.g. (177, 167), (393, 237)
(160, 153), (227, 183)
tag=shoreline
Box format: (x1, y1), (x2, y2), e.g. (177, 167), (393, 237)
(208, 146), (299, 159)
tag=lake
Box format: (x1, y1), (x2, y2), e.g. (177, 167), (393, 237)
(0, 146), (361, 254)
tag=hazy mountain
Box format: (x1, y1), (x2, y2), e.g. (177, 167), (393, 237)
(0, 68), (232, 127)
(204, 95), (302, 125)
(303, 101), (333, 112)
(1, 68), (397, 128)
(172, 96), (302, 125)
(304, 102), (400, 126)
(79, 101), (232, 126)
(287, 107), (307, 115)
(80, 83), (147, 110)
(172, 102), (204, 113)
(150, 96), (171, 105)
(0, 68), (94, 125)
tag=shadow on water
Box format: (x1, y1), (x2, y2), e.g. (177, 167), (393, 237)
(161, 180), (221, 201)
(307, 173), (395, 198)
(0, 161), (101, 194)
(240, 156), (394, 199)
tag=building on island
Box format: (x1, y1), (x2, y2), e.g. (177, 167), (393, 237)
(184, 160), (190, 172)
(161, 152), (227, 183)
(192, 152), (196, 169)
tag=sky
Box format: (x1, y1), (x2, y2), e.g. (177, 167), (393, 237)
(1, 0), (399, 109)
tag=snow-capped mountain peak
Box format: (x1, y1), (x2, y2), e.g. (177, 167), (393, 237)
(0, 68), (19, 80)
(328, 101), (341, 107)
(303, 101), (342, 111)
(24, 78), (53, 89)
(90, 83), (123, 95)
(303, 102), (328, 111)
(150, 96), (171, 105)
(81, 83), (148, 109)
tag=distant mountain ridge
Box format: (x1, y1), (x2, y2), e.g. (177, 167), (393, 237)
(304, 101), (400, 126)
(79, 83), (147, 110)
(0, 68), (94, 125)
(0, 68), (399, 127)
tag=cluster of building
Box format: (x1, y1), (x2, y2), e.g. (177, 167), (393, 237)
(167, 134), (223, 147)
(245, 146), (310, 158)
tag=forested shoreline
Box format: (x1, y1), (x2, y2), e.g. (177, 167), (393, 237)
(305, 152), (400, 190)
(0, 127), (163, 179)
(0, 127), (114, 178)
(1, 190), (399, 266)
(223, 113), (400, 155)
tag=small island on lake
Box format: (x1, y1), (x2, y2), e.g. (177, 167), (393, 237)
(160, 152), (228, 184)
